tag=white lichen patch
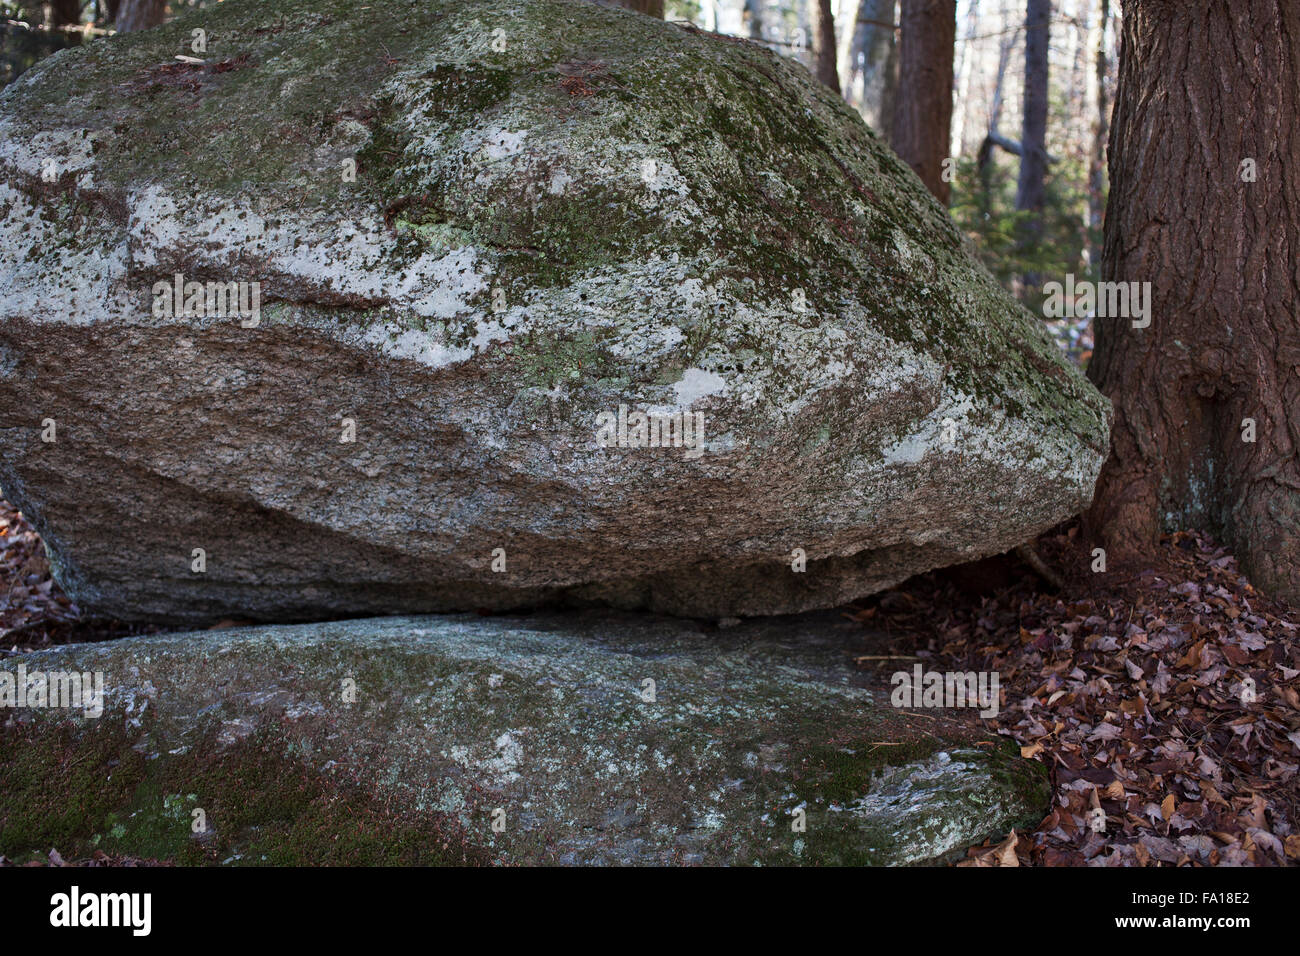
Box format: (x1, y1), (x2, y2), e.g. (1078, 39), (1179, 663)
(0, 183), (131, 325)
(484, 730), (525, 785)
(838, 749), (1022, 862)
(122, 185), (491, 334)
(644, 367), (729, 416)
(359, 323), (472, 368)
(462, 125), (527, 162)
(0, 122), (103, 184)
(0, 0), (1111, 622)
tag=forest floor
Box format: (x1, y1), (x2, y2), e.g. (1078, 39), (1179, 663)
(3, 496), (1297, 867)
(851, 526), (1300, 867)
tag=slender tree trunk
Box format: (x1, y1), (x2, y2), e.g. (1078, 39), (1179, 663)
(849, 0), (898, 138)
(976, 18), (1020, 216)
(1015, 0), (1051, 252)
(1086, 0), (1300, 606)
(892, 0), (956, 203)
(949, 0), (980, 158)
(811, 0), (841, 91)
(114, 0), (165, 32)
(1068, 0), (1090, 115)
(1087, 0), (1110, 271)
(744, 0), (765, 40)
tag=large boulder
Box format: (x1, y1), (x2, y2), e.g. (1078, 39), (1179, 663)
(0, 612), (1048, 865)
(0, 0), (1109, 624)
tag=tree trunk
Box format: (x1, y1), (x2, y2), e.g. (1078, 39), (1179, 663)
(976, 17), (1019, 217)
(606, 0), (663, 14)
(892, 0), (956, 204)
(48, 0), (83, 27)
(114, 0), (165, 32)
(744, 0), (765, 40)
(949, 0), (980, 158)
(1086, 0), (1300, 606)
(1087, 0), (1110, 270)
(811, 0), (841, 92)
(1015, 0), (1051, 250)
(618, 0), (663, 17)
(848, 0), (897, 138)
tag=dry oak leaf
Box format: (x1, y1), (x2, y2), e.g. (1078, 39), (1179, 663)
(1160, 794), (1176, 821)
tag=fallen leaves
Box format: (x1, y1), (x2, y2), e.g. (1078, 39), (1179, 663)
(959, 829), (1021, 867)
(1, 498), (160, 653)
(1, 497), (79, 640)
(852, 525), (1300, 867)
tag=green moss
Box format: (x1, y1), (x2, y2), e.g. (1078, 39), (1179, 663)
(0, 716), (148, 857)
(984, 737), (1052, 815)
(786, 739), (1049, 867)
(510, 328), (616, 389)
(0, 711), (489, 865)
(794, 736), (943, 806)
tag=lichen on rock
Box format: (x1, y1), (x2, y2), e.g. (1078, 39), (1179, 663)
(0, 612), (1049, 865)
(0, 0), (1110, 623)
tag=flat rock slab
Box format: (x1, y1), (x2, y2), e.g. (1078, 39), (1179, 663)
(0, 612), (1047, 865)
(0, 0), (1109, 624)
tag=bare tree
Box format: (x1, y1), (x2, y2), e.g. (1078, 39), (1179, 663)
(48, 0), (82, 27)
(949, 0), (981, 157)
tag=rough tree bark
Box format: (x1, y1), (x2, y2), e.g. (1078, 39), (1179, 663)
(811, 0), (841, 91)
(1015, 0), (1051, 252)
(892, 0), (955, 203)
(1086, 0), (1300, 606)
(114, 0), (165, 32)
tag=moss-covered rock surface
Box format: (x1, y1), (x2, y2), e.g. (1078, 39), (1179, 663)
(0, 612), (1048, 865)
(0, 0), (1109, 623)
